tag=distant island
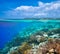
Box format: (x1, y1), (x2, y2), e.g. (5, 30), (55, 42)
(24, 18), (60, 20)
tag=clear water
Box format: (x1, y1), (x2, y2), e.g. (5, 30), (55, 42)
(0, 20), (60, 48)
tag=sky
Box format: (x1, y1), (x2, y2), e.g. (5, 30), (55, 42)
(0, 0), (60, 19)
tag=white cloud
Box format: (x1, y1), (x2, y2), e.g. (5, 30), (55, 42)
(4, 1), (60, 19)
(15, 6), (33, 11)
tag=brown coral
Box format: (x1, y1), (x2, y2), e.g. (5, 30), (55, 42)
(17, 42), (32, 54)
(40, 39), (60, 54)
(7, 42), (32, 54)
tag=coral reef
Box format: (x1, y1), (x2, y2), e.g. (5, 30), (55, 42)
(7, 38), (60, 54)
(1, 28), (60, 54)
(7, 42), (32, 54)
(38, 39), (60, 54)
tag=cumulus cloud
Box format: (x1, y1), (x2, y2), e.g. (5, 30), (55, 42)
(4, 1), (60, 19)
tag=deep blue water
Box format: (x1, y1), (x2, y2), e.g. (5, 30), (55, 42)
(0, 20), (60, 48)
(0, 21), (31, 48)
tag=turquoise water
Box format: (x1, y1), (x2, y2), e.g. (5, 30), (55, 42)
(0, 20), (60, 48)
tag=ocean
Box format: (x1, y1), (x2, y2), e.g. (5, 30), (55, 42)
(0, 20), (60, 49)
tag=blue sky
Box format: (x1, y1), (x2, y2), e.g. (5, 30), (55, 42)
(0, 0), (60, 19)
